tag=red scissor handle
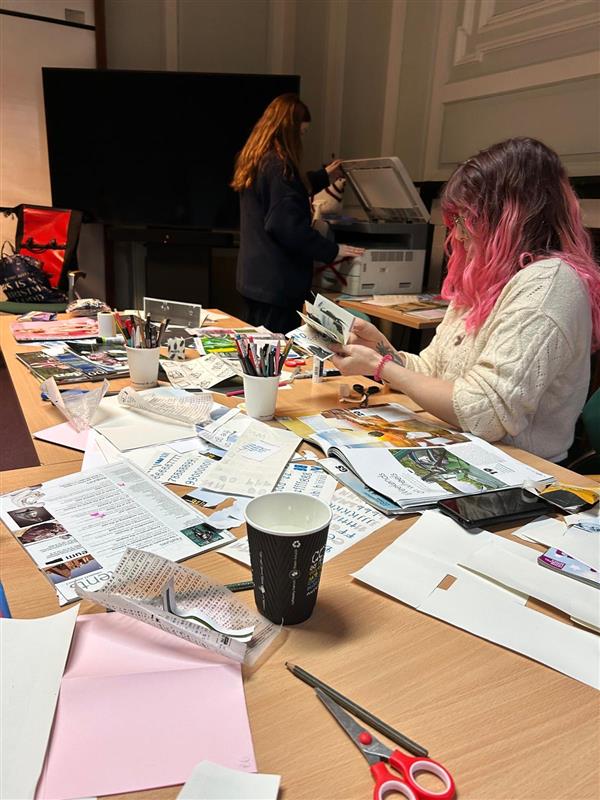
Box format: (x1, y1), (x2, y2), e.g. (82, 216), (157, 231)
(370, 762), (417, 800)
(386, 751), (456, 800)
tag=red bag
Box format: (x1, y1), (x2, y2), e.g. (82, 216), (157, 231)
(14, 205), (82, 290)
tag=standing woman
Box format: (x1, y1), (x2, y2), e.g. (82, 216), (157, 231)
(331, 138), (600, 463)
(232, 94), (362, 333)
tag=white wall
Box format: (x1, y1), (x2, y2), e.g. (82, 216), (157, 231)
(102, 0), (600, 180)
(0, 0), (105, 297)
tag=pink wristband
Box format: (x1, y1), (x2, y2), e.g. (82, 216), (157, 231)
(374, 353), (393, 383)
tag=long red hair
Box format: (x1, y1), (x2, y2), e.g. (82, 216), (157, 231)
(441, 137), (600, 350)
(231, 94), (311, 192)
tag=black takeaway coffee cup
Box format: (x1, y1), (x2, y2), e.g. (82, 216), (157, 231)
(244, 492), (332, 625)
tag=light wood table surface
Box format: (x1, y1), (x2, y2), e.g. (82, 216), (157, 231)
(1, 311), (599, 800)
(337, 298), (443, 331)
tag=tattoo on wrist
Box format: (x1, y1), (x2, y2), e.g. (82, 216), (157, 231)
(376, 341), (405, 367)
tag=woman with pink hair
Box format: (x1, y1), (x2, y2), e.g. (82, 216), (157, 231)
(332, 138), (600, 463)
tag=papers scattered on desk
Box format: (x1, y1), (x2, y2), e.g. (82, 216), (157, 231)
(353, 511), (600, 689)
(41, 376), (108, 432)
(221, 487), (389, 567)
(0, 462), (235, 605)
(197, 407), (252, 449)
(177, 761), (281, 800)
(92, 388), (196, 450)
(36, 613), (257, 800)
(201, 420), (300, 497)
(146, 449), (220, 486)
(0, 606), (78, 800)
(274, 463), (337, 503)
(76, 548), (280, 664)
(161, 353), (241, 389)
(118, 385), (213, 424)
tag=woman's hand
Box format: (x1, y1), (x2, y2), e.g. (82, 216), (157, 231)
(346, 317), (393, 354)
(325, 159), (344, 182)
(336, 243), (365, 260)
(330, 344), (381, 377)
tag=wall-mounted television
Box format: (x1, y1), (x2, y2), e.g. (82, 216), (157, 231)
(42, 68), (300, 230)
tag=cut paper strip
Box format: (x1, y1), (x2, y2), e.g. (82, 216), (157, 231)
(36, 613), (256, 800)
(1, 606), (78, 800)
(418, 577), (600, 690)
(460, 537), (600, 630)
(34, 422), (90, 451)
(177, 761), (280, 800)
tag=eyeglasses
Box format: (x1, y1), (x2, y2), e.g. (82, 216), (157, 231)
(340, 383), (381, 407)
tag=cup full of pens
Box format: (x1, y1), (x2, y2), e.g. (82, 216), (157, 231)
(234, 334), (292, 421)
(114, 312), (169, 391)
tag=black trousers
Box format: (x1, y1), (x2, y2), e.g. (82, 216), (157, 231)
(243, 298), (301, 336)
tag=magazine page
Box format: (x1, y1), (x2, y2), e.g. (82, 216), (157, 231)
(335, 442), (552, 508)
(201, 420), (301, 497)
(278, 403), (469, 453)
(0, 462), (235, 605)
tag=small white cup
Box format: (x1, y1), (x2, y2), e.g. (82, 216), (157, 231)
(125, 346), (160, 390)
(242, 374), (279, 421)
(97, 312), (116, 337)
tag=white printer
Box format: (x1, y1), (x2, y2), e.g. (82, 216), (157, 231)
(316, 157), (431, 296)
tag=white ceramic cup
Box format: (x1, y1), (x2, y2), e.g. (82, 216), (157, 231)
(242, 374), (279, 421)
(97, 311), (116, 337)
(125, 346), (160, 390)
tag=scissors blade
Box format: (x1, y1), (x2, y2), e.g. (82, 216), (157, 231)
(316, 688), (391, 765)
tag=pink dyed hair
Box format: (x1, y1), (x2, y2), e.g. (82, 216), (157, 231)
(440, 137), (600, 351)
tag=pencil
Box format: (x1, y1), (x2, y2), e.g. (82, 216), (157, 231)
(285, 662), (428, 757)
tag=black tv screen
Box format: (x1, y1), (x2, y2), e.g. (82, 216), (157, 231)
(42, 68), (300, 229)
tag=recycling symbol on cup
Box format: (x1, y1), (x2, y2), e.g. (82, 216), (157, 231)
(292, 540), (301, 549)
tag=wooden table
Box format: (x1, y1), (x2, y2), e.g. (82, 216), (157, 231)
(337, 297), (443, 351)
(1, 312), (599, 800)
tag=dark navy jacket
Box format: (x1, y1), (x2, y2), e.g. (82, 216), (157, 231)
(237, 152), (339, 308)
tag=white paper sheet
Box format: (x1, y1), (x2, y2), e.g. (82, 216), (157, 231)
(92, 391), (195, 451)
(419, 578), (600, 689)
(274, 464), (337, 503)
(177, 761), (281, 800)
(34, 422), (90, 451)
(460, 537), (600, 629)
(160, 354), (240, 390)
(353, 513), (599, 688)
(0, 606), (79, 800)
(81, 430), (109, 471)
(118, 386), (214, 424)
(146, 450), (218, 487)
(515, 517), (600, 570)
(201, 421), (300, 497)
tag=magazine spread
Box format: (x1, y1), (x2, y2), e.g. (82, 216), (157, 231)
(17, 343), (128, 383)
(278, 404), (552, 508)
(0, 462), (235, 605)
(286, 293), (357, 360)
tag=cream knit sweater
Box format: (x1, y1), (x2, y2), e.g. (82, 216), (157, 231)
(402, 258), (592, 462)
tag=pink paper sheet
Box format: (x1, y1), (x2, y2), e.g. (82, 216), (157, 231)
(36, 614), (256, 800)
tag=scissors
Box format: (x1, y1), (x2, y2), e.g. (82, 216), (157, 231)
(285, 357), (306, 367)
(316, 689), (456, 800)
